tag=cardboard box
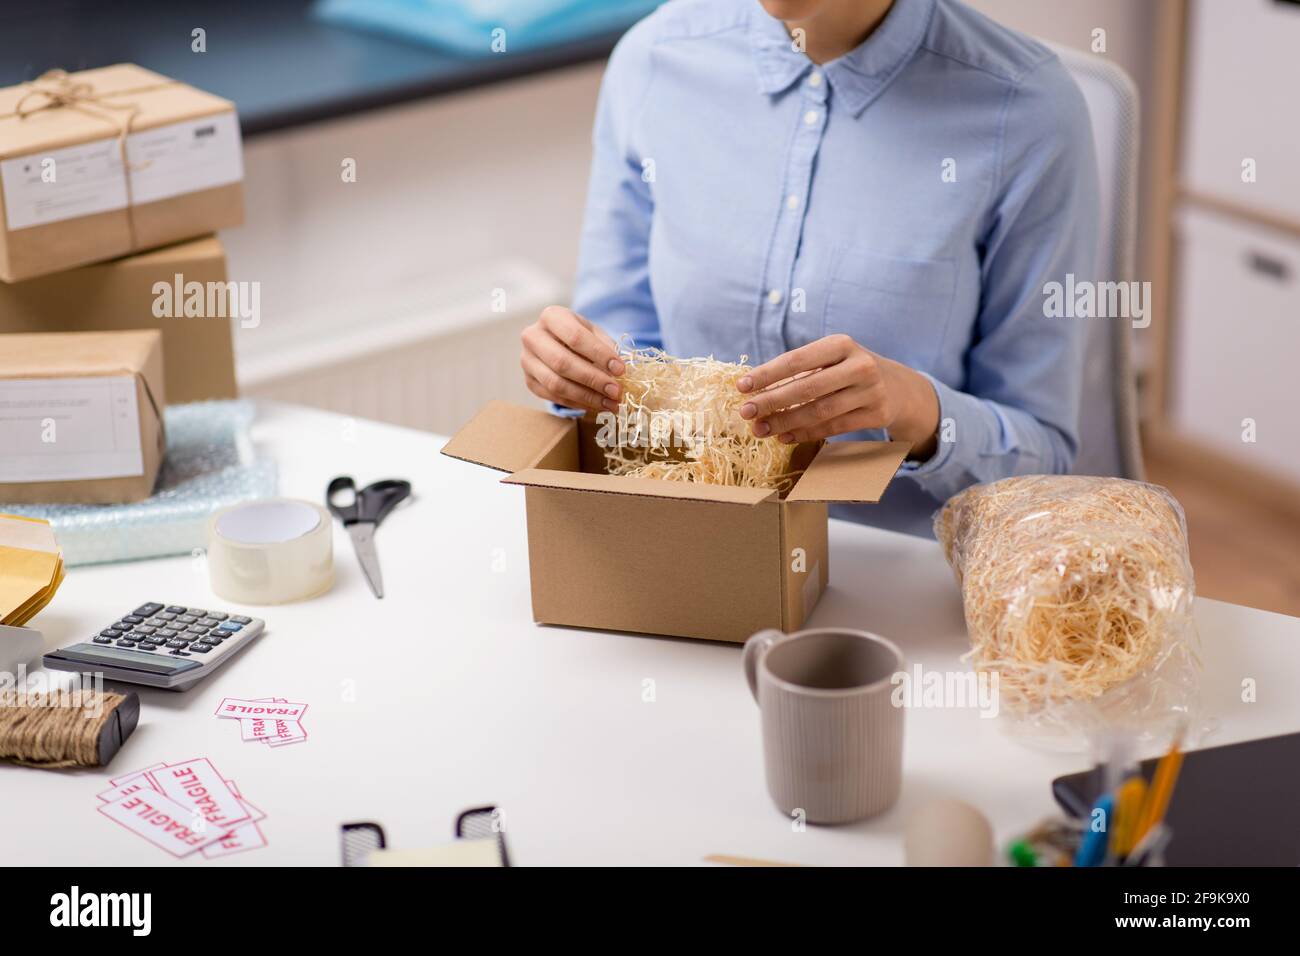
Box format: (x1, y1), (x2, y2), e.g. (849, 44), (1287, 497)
(0, 64), (244, 282)
(0, 235), (237, 403)
(443, 401), (909, 643)
(0, 330), (166, 504)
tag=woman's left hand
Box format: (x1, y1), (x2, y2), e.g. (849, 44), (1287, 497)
(736, 334), (941, 461)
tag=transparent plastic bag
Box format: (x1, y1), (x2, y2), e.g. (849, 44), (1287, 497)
(935, 475), (1201, 751)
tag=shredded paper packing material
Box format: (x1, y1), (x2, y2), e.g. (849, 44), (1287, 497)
(935, 475), (1202, 751)
(605, 344), (801, 492)
(1, 400), (277, 567)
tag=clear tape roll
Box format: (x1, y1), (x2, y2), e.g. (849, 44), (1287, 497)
(208, 499), (334, 605)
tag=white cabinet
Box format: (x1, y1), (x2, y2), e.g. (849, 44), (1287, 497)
(1181, 0), (1300, 221)
(1169, 205), (1300, 483)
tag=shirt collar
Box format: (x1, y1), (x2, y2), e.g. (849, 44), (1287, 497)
(748, 0), (935, 116)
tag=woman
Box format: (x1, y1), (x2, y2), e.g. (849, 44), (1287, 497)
(520, 0), (1099, 537)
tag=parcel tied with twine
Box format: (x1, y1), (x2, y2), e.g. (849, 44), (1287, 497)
(935, 475), (1201, 748)
(0, 64), (244, 282)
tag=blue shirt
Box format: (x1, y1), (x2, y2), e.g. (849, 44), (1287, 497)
(572, 0), (1100, 537)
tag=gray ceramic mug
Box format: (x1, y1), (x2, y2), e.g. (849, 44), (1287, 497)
(744, 627), (905, 824)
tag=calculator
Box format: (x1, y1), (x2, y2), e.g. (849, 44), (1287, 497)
(43, 601), (266, 691)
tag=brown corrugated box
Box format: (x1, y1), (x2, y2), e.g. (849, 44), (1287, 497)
(0, 64), (244, 282)
(0, 330), (165, 504)
(443, 401), (909, 643)
(0, 235), (236, 403)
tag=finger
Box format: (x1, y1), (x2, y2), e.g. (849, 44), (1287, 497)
(738, 362), (860, 422)
(776, 407), (882, 444)
(737, 334), (854, 394)
(524, 323), (623, 402)
(521, 353), (615, 412)
(540, 306), (626, 378)
(755, 385), (872, 438)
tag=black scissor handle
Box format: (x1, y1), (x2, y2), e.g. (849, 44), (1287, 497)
(327, 475), (361, 523)
(327, 476), (411, 526)
(358, 479), (411, 526)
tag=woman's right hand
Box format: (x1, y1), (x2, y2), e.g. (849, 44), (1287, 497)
(521, 306), (626, 413)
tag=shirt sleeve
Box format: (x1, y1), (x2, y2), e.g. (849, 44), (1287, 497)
(570, 18), (662, 351)
(897, 54), (1100, 503)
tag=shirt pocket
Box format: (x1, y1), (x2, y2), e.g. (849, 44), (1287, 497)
(822, 249), (958, 370)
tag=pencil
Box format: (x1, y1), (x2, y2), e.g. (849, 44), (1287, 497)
(1134, 746), (1184, 843)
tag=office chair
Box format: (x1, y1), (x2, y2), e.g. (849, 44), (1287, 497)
(1046, 42), (1145, 481)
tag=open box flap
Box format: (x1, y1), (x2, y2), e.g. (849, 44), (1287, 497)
(785, 440), (911, 503)
(502, 468), (777, 506)
(440, 401), (574, 473)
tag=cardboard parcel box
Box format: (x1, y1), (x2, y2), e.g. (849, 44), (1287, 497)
(0, 235), (237, 403)
(443, 401), (909, 643)
(0, 64), (244, 282)
(0, 330), (166, 504)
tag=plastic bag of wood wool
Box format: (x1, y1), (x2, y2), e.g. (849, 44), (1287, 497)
(935, 475), (1201, 749)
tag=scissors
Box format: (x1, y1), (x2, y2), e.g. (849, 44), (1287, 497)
(326, 476), (412, 599)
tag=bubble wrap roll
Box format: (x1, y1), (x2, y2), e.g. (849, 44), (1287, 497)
(0, 400), (277, 566)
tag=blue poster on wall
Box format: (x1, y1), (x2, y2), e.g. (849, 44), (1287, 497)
(314, 0), (664, 56)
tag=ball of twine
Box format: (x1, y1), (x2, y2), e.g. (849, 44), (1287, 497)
(0, 690), (126, 768)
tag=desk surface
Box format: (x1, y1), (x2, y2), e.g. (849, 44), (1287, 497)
(2, 403), (1297, 866)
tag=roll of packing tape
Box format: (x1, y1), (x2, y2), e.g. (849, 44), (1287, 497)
(208, 499), (334, 605)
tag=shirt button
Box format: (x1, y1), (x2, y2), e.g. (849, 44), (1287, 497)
(786, 194), (799, 210)
(808, 71), (823, 88)
(804, 110), (818, 125)
(767, 289), (783, 305)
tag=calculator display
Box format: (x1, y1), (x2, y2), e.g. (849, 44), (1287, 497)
(56, 644), (201, 674)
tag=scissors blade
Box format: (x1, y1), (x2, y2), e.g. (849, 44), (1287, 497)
(346, 522), (384, 598)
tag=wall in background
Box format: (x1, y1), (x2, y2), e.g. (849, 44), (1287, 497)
(222, 62), (603, 351)
(966, 0), (1160, 281)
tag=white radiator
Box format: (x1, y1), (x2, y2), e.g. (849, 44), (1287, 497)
(235, 259), (560, 435)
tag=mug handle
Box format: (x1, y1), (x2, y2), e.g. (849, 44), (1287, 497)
(743, 629), (784, 702)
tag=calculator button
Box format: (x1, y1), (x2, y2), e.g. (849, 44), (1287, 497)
(207, 612), (228, 621)
(94, 636), (113, 644)
(114, 621), (135, 631)
(116, 640), (138, 648)
(123, 615), (145, 625)
(185, 625), (208, 635)
(156, 629), (178, 639)
(133, 603), (164, 617)
(185, 608), (208, 618)
(190, 643), (213, 654)
(178, 615), (198, 625)
(197, 618), (219, 628)
(169, 650), (191, 657)
(100, 629), (123, 639)
(155, 612), (177, 622)
(166, 605), (186, 614)
(218, 621), (243, 631)
(230, 615), (252, 625)
(204, 633), (226, 644)
(165, 639), (190, 649)
(134, 643), (156, 652)
(136, 625), (156, 635)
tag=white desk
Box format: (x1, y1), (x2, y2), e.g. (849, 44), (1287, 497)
(3, 403), (1298, 866)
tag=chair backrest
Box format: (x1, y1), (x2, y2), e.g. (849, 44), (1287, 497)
(1046, 42), (1145, 480)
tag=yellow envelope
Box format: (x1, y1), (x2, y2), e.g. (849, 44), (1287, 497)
(0, 514), (63, 626)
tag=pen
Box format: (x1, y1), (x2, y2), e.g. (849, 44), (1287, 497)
(1074, 793), (1114, 867)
